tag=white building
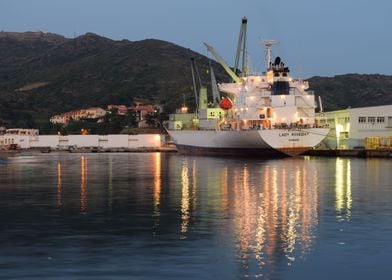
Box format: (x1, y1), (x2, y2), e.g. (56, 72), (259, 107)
(5, 128), (39, 135)
(0, 132), (162, 150)
(0, 129), (39, 148)
(318, 105), (392, 149)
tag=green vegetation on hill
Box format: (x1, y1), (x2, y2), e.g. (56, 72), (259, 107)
(1, 31), (392, 130)
(309, 74), (392, 111)
(0, 32), (228, 129)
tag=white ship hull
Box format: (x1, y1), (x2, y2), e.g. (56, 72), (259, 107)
(168, 128), (329, 157)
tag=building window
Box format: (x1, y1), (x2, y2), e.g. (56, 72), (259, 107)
(388, 117), (392, 127)
(345, 117), (350, 123)
(358, 117), (366, 123)
(377, 117), (385, 123)
(368, 117), (376, 123)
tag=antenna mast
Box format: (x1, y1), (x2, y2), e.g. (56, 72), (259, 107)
(262, 40), (278, 69)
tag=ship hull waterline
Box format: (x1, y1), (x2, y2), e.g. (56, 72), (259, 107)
(168, 128), (329, 158)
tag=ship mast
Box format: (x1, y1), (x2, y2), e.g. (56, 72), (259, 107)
(262, 40), (278, 69)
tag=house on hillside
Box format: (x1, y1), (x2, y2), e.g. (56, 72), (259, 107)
(50, 107), (106, 125)
(81, 107), (107, 119)
(50, 113), (70, 124)
(107, 105), (128, 115)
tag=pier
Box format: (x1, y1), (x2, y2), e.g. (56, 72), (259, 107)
(306, 148), (392, 158)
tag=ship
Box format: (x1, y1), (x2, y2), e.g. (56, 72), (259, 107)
(165, 18), (329, 157)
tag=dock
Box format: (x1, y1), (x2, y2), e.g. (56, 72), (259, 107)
(306, 149), (392, 158)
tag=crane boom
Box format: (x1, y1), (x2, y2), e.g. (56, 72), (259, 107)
(203, 42), (241, 83)
(209, 62), (221, 106)
(190, 58), (199, 109)
(234, 16), (248, 77)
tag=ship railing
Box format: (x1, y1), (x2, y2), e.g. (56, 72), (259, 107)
(216, 122), (329, 131)
(272, 123), (329, 130)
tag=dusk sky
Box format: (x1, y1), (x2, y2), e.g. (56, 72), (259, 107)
(1, 0), (391, 78)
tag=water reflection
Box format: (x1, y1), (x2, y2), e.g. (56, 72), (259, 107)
(80, 156), (88, 212)
(49, 154), (321, 277)
(153, 153), (161, 217)
(2, 154), (392, 279)
(226, 160), (319, 277)
(71, 155), (320, 276)
(169, 157), (320, 278)
(335, 158), (352, 220)
(180, 160), (190, 237)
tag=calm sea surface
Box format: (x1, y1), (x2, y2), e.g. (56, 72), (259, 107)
(0, 153), (392, 279)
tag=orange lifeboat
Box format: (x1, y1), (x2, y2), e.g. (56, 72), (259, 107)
(219, 97), (233, 110)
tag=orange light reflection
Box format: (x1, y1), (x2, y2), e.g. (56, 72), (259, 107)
(80, 156), (88, 212)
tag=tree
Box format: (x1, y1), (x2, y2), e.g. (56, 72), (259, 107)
(145, 112), (157, 127)
(96, 111), (125, 134)
(126, 109), (138, 128)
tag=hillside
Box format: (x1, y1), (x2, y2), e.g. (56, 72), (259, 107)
(309, 74), (392, 111)
(1, 31), (392, 128)
(0, 31), (228, 127)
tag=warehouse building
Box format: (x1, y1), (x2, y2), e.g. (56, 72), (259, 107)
(318, 105), (392, 149)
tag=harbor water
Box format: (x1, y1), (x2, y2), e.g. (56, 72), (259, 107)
(0, 153), (392, 279)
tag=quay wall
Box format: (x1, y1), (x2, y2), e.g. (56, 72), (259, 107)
(306, 148), (392, 158)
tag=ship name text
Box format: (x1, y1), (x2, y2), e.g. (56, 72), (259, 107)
(279, 132), (310, 137)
